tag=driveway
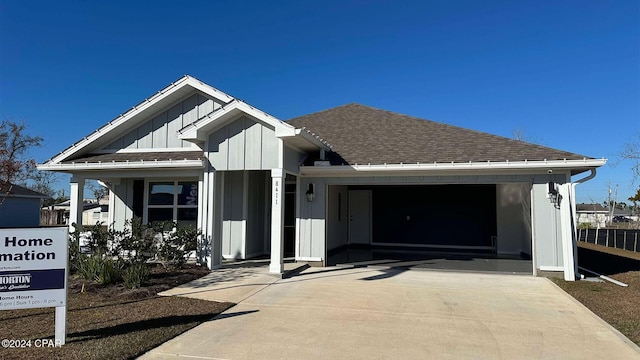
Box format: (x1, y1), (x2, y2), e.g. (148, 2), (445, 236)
(140, 266), (640, 360)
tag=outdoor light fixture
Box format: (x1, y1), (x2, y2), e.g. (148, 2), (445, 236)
(547, 182), (559, 206)
(306, 183), (315, 202)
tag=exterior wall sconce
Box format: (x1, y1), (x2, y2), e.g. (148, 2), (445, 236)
(547, 181), (560, 207)
(306, 183), (315, 202)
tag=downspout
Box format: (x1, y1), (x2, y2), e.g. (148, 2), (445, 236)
(568, 169), (597, 279)
(571, 169), (597, 235)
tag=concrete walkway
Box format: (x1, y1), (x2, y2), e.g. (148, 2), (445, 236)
(141, 267), (640, 360)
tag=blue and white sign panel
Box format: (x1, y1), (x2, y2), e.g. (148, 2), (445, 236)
(0, 227), (68, 310)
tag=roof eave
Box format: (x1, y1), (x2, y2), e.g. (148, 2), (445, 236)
(300, 158), (607, 176)
(37, 159), (205, 172)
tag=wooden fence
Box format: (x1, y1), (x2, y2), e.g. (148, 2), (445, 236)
(577, 228), (639, 253)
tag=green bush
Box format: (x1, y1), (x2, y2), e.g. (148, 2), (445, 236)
(76, 254), (124, 285)
(156, 222), (200, 267)
(68, 228), (82, 274)
(119, 218), (157, 263)
(123, 263), (151, 289)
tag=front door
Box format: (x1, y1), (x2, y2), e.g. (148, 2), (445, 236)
(349, 190), (372, 244)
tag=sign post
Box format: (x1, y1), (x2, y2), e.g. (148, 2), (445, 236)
(0, 227), (68, 345)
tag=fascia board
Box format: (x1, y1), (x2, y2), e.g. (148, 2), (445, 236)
(45, 75), (234, 165)
(37, 159), (204, 172)
(180, 101), (295, 141)
(300, 158), (607, 177)
(294, 129), (331, 151)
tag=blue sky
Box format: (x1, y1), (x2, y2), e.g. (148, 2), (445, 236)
(1, 0), (638, 204)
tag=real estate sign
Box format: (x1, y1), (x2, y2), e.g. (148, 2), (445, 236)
(0, 227), (68, 311)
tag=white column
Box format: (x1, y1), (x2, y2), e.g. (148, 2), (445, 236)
(209, 171), (223, 269)
(559, 183), (576, 281)
(69, 176), (85, 234)
(269, 168), (285, 274)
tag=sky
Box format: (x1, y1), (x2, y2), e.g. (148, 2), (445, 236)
(0, 0), (638, 204)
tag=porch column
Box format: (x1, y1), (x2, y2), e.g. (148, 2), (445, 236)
(69, 176), (85, 234)
(209, 171), (224, 269)
(559, 183), (577, 281)
(269, 168), (285, 274)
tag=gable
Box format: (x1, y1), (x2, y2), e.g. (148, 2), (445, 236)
(41, 75), (235, 166)
(208, 115), (280, 170)
(100, 92), (221, 152)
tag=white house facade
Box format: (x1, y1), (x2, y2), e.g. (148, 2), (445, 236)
(39, 76), (606, 281)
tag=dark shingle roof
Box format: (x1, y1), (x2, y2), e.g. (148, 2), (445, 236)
(287, 103), (591, 165)
(0, 181), (48, 198)
(63, 151), (204, 164)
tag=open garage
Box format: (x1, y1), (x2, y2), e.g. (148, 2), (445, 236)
(325, 183), (534, 274)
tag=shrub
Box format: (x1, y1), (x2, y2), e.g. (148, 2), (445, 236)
(68, 228), (82, 274)
(156, 222), (200, 267)
(119, 218), (157, 263)
(76, 254), (124, 285)
(123, 263), (150, 289)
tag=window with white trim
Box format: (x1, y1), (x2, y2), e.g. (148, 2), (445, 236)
(147, 181), (198, 226)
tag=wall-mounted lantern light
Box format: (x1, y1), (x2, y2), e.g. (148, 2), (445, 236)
(306, 183), (315, 202)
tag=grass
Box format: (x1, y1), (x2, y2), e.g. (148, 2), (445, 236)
(551, 242), (640, 346)
(0, 264), (233, 360)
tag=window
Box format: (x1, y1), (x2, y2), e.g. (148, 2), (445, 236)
(147, 181), (198, 226)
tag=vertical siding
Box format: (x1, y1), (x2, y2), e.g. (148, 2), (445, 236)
(151, 112), (168, 148)
(207, 116), (280, 171)
(227, 118), (246, 170)
(532, 183), (563, 268)
(298, 177), (326, 259)
(245, 121), (263, 169)
(112, 179), (133, 231)
(102, 92), (221, 151)
(222, 171), (245, 258)
(166, 103), (183, 148)
(261, 124), (278, 168)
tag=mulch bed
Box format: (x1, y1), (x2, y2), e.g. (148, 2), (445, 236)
(0, 264), (234, 360)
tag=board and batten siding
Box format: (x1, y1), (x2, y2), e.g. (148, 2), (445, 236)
(208, 116), (280, 171)
(103, 92), (221, 151)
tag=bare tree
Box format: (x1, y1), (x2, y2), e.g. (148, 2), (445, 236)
(87, 180), (108, 201)
(512, 128), (542, 144)
(0, 120), (43, 184)
(619, 130), (640, 183)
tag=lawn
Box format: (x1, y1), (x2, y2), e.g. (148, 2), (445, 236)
(551, 242), (640, 346)
(0, 264), (233, 360)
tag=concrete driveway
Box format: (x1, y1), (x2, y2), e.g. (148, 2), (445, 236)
(140, 266), (639, 360)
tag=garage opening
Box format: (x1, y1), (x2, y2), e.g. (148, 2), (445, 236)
(326, 184), (533, 274)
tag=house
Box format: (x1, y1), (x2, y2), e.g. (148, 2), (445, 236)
(0, 181), (48, 227)
(38, 75), (606, 281)
(576, 203), (608, 228)
(577, 203), (639, 227)
(42, 197), (109, 226)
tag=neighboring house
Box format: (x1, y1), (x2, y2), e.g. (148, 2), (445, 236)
(577, 203), (638, 227)
(576, 203), (608, 228)
(42, 197), (109, 226)
(38, 75), (607, 281)
(0, 181), (48, 227)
